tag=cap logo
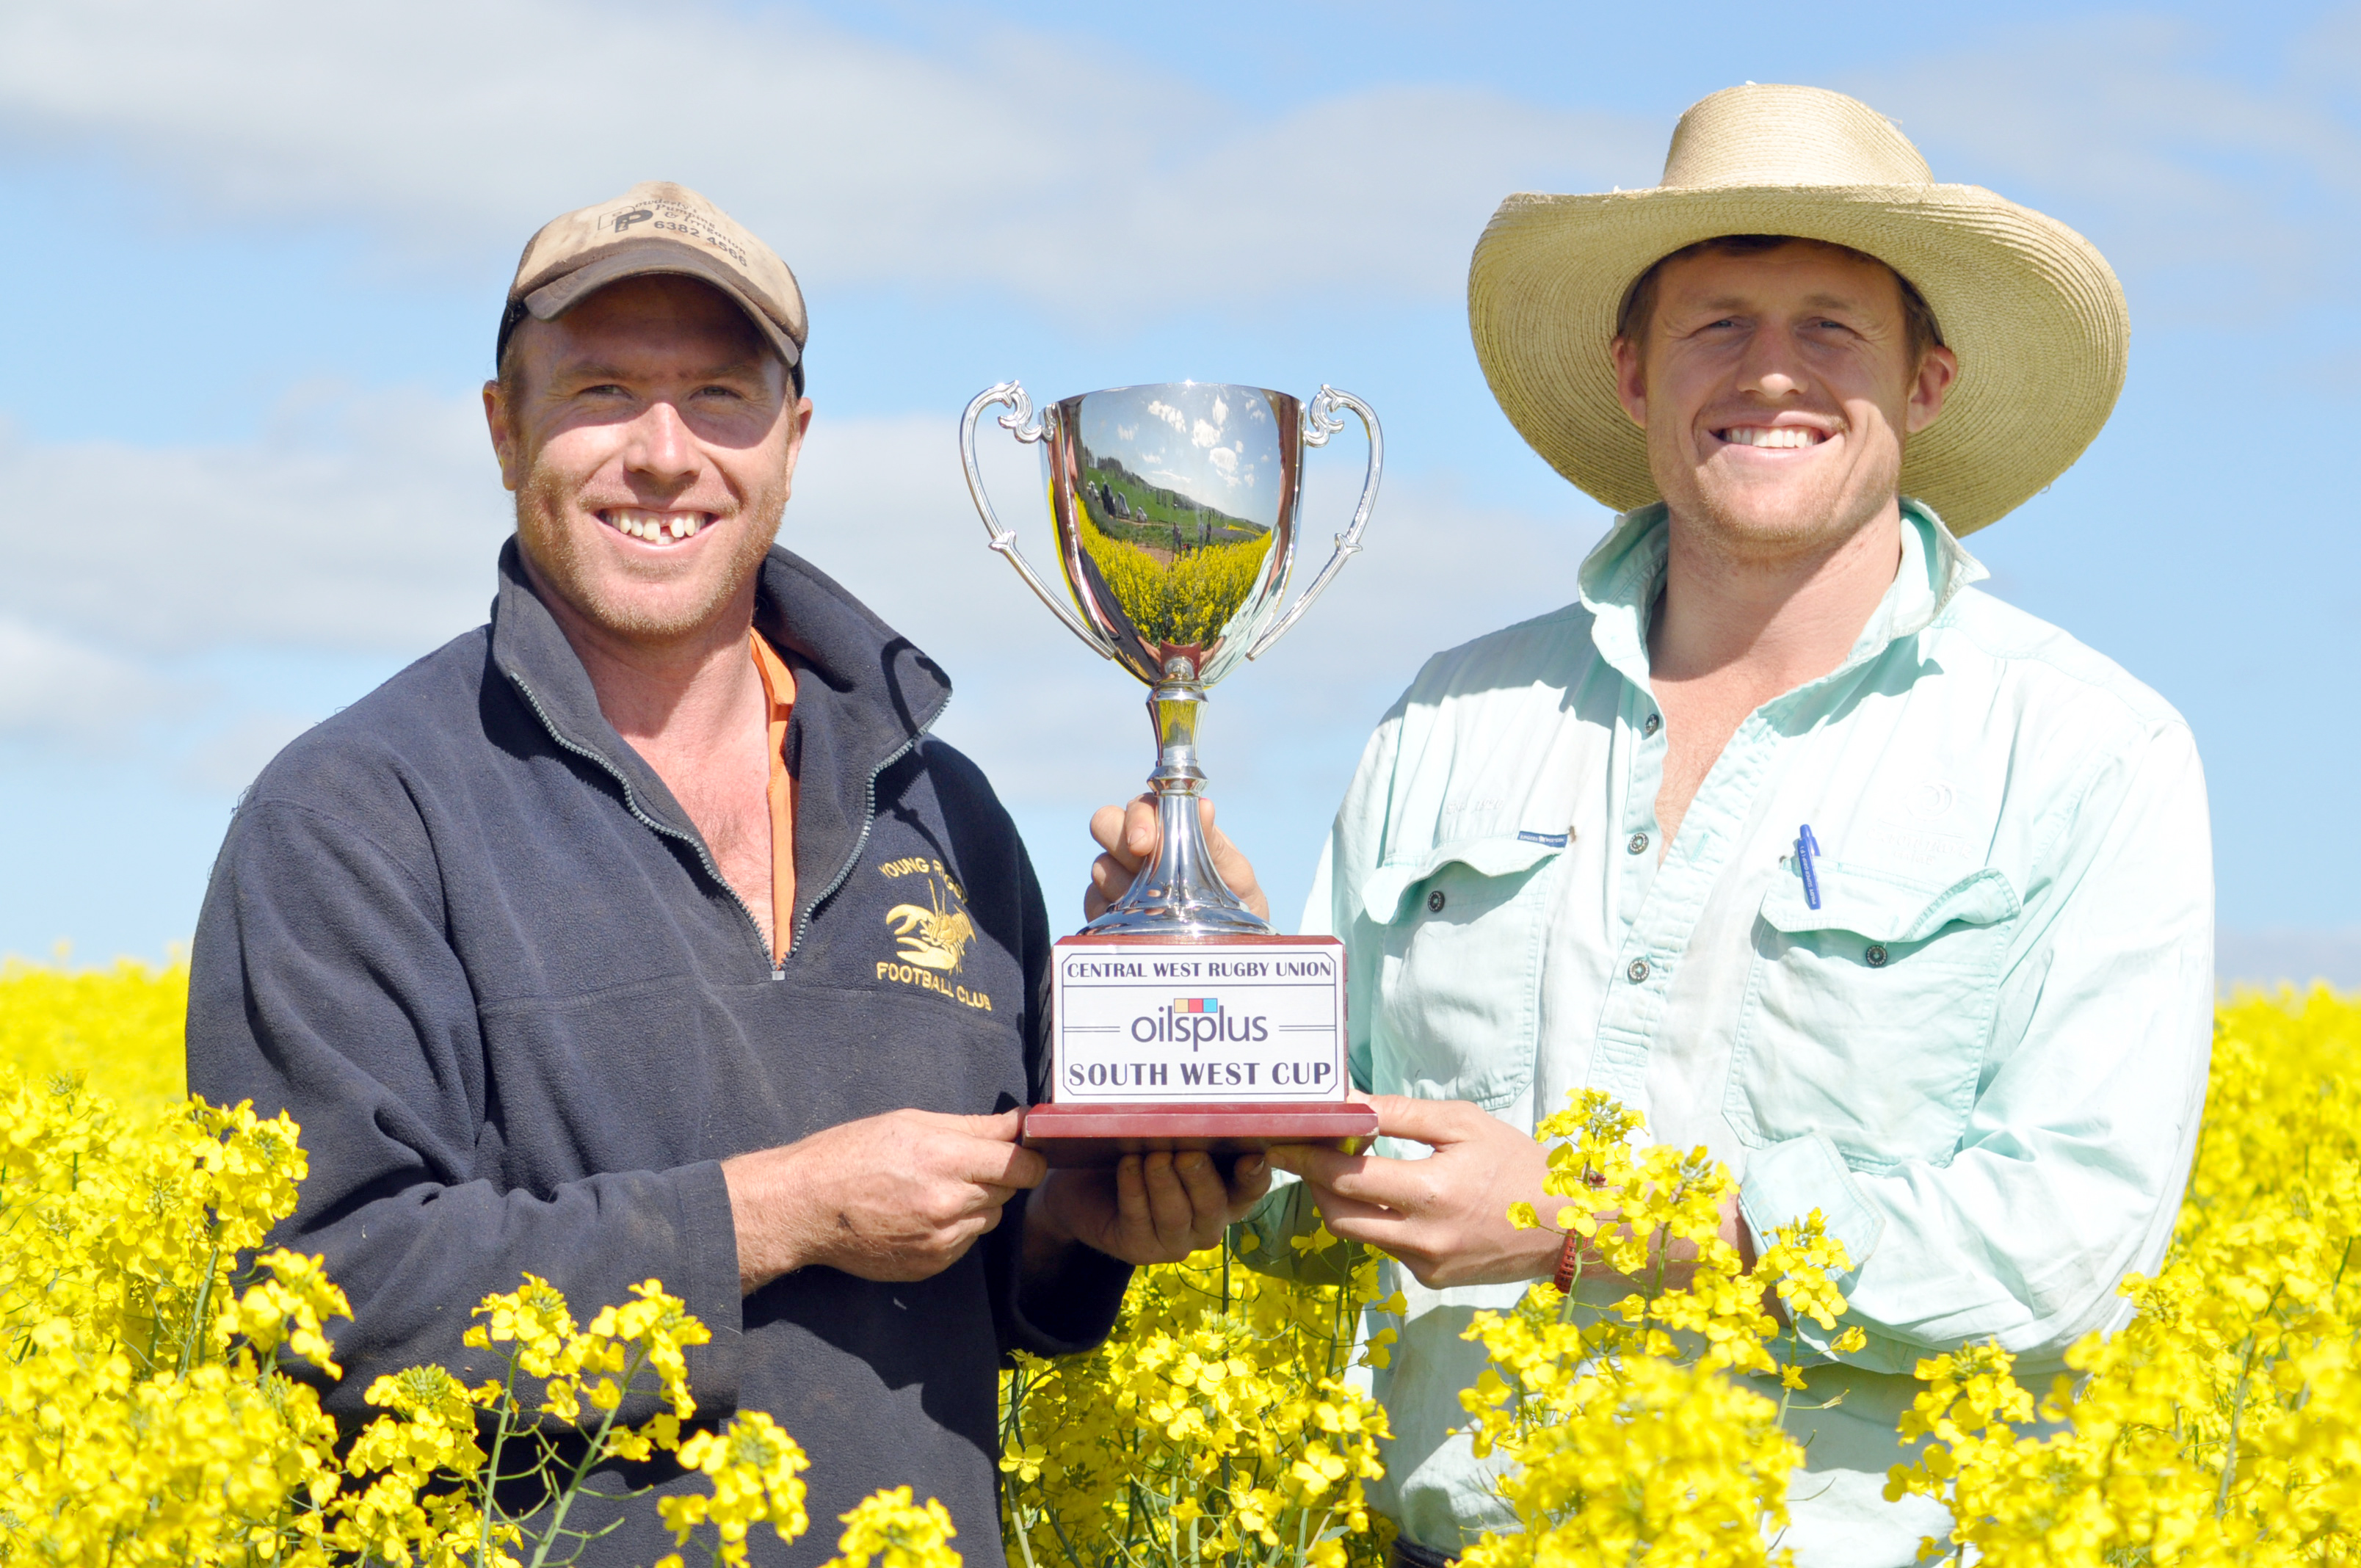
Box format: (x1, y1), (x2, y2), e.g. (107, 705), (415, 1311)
(595, 197), (749, 268)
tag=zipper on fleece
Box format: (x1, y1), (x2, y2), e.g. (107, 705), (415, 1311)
(504, 667), (776, 976)
(787, 699), (945, 959)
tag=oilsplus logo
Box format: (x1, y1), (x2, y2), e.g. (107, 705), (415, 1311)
(1131, 996), (1269, 1050)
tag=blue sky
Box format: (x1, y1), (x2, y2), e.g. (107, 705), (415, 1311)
(1, 0), (2355, 981)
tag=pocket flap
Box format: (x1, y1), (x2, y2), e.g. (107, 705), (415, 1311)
(1361, 834), (1564, 924)
(1760, 862), (2020, 942)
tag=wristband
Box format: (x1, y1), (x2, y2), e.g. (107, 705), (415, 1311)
(1551, 1227), (1583, 1294)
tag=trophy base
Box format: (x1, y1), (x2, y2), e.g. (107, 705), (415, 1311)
(1021, 1100), (1379, 1169)
(1040, 932), (1357, 1168)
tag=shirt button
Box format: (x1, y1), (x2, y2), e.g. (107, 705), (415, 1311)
(1627, 957), (1650, 983)
(1628, 832), (1650, 856)
(1644, 713), (1661, 736)
(1865, 943), (1889, 968)
(1427, 889), (1446, 914)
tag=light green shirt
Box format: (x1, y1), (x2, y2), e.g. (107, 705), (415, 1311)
(1285, 501), (2214, 1566)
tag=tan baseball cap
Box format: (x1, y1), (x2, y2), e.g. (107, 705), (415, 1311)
(499, 180), (808, 390)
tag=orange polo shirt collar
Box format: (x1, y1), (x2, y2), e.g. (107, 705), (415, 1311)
(750, 631), (797, 963)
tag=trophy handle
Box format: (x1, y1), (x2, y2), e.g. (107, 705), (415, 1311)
(960, 381), (1118, 661)
(1247, 385), (1382, 661)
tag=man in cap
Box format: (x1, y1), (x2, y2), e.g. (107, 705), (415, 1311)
(1089, 86), (2212, 1564)
(189, 181), (1267, 1566)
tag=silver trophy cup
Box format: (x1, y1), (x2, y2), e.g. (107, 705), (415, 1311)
(960, 380), (1382, 937)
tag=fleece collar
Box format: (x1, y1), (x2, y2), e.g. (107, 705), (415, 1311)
(487, 539), (954, 936)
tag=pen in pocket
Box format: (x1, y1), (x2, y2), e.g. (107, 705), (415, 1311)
(1795, 824), (1822, 910)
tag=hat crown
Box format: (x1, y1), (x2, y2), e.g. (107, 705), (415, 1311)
(509, 178), (806, 349)
(1660, 84), (1932, 191)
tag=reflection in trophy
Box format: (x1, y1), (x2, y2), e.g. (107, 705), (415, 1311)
(960, 381), (1382, 937)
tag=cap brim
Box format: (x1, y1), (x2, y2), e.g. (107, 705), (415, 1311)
(523, 239), (803, 373)
(1467, 184), (2128, 534)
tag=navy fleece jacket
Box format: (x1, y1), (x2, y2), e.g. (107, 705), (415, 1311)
(187, 540), (1130, 1567)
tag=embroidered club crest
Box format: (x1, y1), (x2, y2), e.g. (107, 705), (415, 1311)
(885, 877), (977, 973)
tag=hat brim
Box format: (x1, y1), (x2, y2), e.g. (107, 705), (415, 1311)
(1467, 183), (2128, 534)
(523, 239), (805, 376)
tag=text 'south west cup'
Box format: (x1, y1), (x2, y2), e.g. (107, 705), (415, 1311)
(1052, 943), (1346, 1100)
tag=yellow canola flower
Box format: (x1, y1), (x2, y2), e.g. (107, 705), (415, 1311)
(820, 1485), (961, 1568)
(13, 959), (2361, 1567)
(0, 953), (186, 1111)
(1885, 987), (2361, 1564)
(0, 1036), (879, 1568)
(1458, 1092), (1862, 1568)
(0, 1071), (343, 1568)
(661, 1410), (813, 1566)
(1460, 1355), (1800, 1568)
(998, 1237), (1393, 1567)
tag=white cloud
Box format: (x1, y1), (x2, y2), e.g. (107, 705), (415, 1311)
(0, 0), (1656, 315)
(4, 3), (2345, 331)
(0, 389), (1595, 896)
(0, 391), (506, 656)
(0, 617), (163, 745)
(1849, 15), (2361, 311)
(0, 382), (1603, 940)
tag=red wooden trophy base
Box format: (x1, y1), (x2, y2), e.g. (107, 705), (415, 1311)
(1021, 1100), (1379, 1169)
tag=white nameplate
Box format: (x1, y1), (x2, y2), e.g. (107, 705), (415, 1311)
(1051, 937), (1347, 1103)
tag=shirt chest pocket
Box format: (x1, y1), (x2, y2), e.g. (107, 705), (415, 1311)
(1724, 862), (2020, 1173)
(1362, 835), (1564, 1111)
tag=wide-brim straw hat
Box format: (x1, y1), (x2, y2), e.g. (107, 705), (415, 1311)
(1468, 83), (2128, 534)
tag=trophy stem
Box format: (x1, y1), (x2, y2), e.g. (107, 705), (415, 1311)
(1082, 679), (1275, 937)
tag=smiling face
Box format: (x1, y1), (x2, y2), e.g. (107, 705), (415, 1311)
(1611, 239), (1956, 566)
(484, 275), (810, 645)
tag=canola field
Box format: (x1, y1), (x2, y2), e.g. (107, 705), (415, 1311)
(2, 959), (2354, 1566)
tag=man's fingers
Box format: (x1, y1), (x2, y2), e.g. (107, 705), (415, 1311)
(1195, 798), (1270, 923)
(1089, 853), (1135, 904)
(990, 1142), (1050, 1191)
(1112, 1154), (1149, 1226)
(1224, 1153), (1272, 1219)
(1266, 1142), (1364, 1190)
(1169, 1150), (1230, 1235)
(1123, 795), (1158, 861)
(1365, 1094), (1485, 1150)
(1281, 1148), (1437, 1216)
(970, 1106), (1029, 1139)
(1140, 1152), (1199, 1241)
(948, 1148), (1043, 1194)
(930, 1108), (1046, 1189)
(1305, 1188), (1416, 1247)
(1089, 804), (1139, 870)
(1089, 795), (1268, 922)
(969, 1180), (1023, 1211)
(1087, 797), (1158, 920)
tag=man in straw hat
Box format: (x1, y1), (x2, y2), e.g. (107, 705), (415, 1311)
(189, 180), (1267, 1567)
(1089, 84), (2211, 1563)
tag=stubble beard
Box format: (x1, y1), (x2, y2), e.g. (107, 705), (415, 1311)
(514, 467), (790, 643)
(1655, 418), (1904, 573)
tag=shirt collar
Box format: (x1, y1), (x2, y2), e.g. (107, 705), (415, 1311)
(1577, 496), (1989, 695)
(750, 628), (796, 719)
